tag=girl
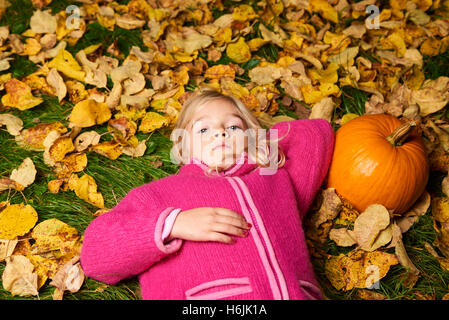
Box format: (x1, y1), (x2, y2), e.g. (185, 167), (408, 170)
(80, 89), (335, 300)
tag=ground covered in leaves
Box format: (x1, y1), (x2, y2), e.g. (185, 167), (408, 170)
(1, 0), (449, 300)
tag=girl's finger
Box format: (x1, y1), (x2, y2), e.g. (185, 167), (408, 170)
(214, 207), (248, 223)
(208, 231), (235, 244)
(210, 221), (249, 237)
(213, 214), (251, 230)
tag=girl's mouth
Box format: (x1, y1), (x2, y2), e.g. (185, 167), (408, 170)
(213, 142), (230, 151)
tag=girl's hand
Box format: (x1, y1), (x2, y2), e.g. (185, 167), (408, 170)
(167, 207), (252, 244)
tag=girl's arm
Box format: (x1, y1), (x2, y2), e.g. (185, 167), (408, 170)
(269, 118), (335, 219)
(80, 186), (183, 285)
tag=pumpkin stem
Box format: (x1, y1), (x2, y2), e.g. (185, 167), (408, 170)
(386, 121), (417, 147)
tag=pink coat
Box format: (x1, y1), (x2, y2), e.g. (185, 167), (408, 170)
(80, 118), (335, 300)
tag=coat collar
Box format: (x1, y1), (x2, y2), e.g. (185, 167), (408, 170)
(177, 151), (260, 177)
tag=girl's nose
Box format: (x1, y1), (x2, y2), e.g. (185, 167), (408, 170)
(215, 131), (228, 138)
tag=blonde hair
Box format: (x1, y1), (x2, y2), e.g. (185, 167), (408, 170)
(170, 88), (287, 176)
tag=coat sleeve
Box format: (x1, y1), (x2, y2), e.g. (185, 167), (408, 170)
(269, 119), (335, 219)
(80, 186), (184, 285)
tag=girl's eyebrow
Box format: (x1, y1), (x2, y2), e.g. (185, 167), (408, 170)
(194, 113), (244, 123)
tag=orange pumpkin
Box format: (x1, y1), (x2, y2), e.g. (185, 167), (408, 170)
(326, 113), (429, 215)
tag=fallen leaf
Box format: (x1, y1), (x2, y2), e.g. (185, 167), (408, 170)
(49, 136), (75, 163)
(324, 249), (398, 291)
(0, 203), (38, 240)
(353, 204), (392, 252)
(226, 37), (251, 64)
(30, 9), (57, 34)
(329, 227), (356, 247)
(68, 173), (104, 208)
(2, 255), (39, 297)
(0, 113), (23, 136)
(69, 99), (112, 128)
(49, 255), (84, 300)
(46, 68), (67, 102)
(139, 111), (170, 133)
(0, 239), (18, 262)
(309, 97), (334, 122)
(15, 122), (67, 151)
(73, 131), (101, 152)
(1, 78), (43, 111)
(412, 76), (449, 116)
(9, 157), (37, 190)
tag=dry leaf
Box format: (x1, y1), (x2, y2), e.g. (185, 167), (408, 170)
(9, 157), (37, 189)
(329, 228), (356, 247)
(67, 173), (104, 208)
(353, 204), (392, 251)
(0, 113), (23, 136)
(49, 136), (75, 163)
(2, 255), (39, 297)
(30, 9), (57, 34)
(69, 99), (112, 128)
(15, 121), (67, 151)
(412, 76), (449, 116)
(1, 78), (43, 111)
(309, 97), (334, 122)
(0, 239), (18, 262)
(139, 111), (170, 133)
(46, 68), (67, 102)
(0, 203), (38, 240)
(396, 191), (430, 233)
(324, 249), (398, 291)
(73, 131), (101, 152)
(49, 255), (84, 300)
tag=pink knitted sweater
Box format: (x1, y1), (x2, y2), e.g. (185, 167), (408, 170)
(80, 118), (335, 300)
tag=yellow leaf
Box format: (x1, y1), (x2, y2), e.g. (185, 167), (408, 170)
(19, 38), (41, 56)
(340, 113), (359, 125)
(213, 27), (232, 46)
(47, 49), (85, 82)
(309, 0), (339, 23)
(15, 122), (67, 151)
(232, 4), (258, 21)
(226, 37), (251, 64)
(90, 141), (123, 161)
(1, 78), (43, 111)
(308, 62), (339, 84)
(139, 112), (170, 133)
(67, 174), (104, 208)
(247, 38), (269, 51)
(0, 203), (38, 240)
(31, 218), (80, 254)
(49, 136), (75, 163)
(204, 64), (236, 80)
(69, 99), (112, 128)
(420, 38), (442, 57)
(324, 249), (398, 291)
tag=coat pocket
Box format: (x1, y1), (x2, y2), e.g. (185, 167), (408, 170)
(298, 280), (323, 300)
(185, 277), (253, 300)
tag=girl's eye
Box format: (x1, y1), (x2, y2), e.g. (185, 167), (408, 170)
(199, 128), (208, 134)
(228, 125), (241, 131)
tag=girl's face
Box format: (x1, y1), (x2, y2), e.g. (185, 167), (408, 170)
(188, 98), (249, 171)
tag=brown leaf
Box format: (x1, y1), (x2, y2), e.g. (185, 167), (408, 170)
(353, 204), (392, 252)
